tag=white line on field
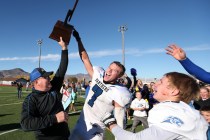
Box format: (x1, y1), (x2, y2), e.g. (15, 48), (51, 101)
(0, 102), (22, 107)
(0, 129), (19, 136)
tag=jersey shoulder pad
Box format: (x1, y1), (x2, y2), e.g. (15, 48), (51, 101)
(93, 66), (104, 73)
(111, 85), (131, 107)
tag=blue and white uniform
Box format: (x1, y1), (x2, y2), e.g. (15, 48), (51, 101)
(112, 101), (208, 140)
(70, 66), (131, 140)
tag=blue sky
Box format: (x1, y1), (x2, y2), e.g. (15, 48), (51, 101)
(1, 0), (210, 79)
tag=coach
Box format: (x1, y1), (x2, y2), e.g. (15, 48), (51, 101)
(20, 37), (70, 140)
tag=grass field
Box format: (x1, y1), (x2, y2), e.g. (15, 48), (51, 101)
(0, 85), (143, 140)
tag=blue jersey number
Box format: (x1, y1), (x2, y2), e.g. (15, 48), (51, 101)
(88, 84), (103, 107)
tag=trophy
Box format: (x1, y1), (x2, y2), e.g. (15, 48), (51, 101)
(49, 0), (79, 45)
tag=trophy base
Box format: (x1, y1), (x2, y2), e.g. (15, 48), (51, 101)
(49, 20), (74, 45)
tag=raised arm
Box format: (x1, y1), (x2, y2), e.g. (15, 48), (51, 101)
(51, 37), (69, 92)
(165, 44), (186, 60)
(73, 29), (94, 78)
(166, 44), (210, 84)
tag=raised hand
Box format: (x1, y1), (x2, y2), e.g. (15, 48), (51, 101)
(58, 37), (68, 50)
(73, 29), (81, 42)
(165, 44), (186, 60)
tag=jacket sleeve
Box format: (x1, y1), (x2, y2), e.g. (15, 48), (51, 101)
(179, 57), (210, 84)
(51, 50), (69, 94)
(20, 95), (57, 131)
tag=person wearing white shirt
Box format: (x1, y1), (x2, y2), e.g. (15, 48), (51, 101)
(130, 91), (149, 132)
(102, 72), (208, 140)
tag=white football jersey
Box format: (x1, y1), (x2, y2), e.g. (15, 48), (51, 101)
(148, 101), (208, 139)
(130, 98), (149, 117)
(70, 66), (131, 140)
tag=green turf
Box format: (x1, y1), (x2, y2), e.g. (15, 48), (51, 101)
(0, 85), (143, 140)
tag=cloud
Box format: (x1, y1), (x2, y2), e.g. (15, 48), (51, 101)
(0, 44), (209, 61)
(184, 44), (210, 51)
(127, 44), (210, 56)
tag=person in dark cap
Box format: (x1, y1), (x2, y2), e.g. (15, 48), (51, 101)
(20, 37), (70, 140)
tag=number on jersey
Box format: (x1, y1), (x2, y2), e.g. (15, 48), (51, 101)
(88, 84), (103, 107)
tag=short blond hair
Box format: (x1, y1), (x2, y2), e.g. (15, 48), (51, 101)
(165, 72), (200, 103)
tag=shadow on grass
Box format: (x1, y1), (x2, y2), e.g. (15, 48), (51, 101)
(125, 124), (132, 129)
(0, 113), (13, 117)
(0, 123), (20, 131)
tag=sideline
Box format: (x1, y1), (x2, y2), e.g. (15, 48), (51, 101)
(0, 129), (20, 136)
(0, 102), (22, 107)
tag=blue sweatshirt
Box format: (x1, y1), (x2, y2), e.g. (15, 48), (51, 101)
(179, 57), (210, 84)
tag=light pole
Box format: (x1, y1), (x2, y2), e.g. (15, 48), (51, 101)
(118, 25), (128, 66)
(37, 39), (43, 68)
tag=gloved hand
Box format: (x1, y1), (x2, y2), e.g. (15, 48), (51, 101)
(101, 112), (117, 128)
(130, 68), (137, 77)
(73, 29), (81, 42)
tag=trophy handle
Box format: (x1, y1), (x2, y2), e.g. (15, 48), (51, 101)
(49, 0), (79, 44)
(64, 0), (79, 25)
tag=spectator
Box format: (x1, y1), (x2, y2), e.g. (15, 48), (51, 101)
(130, 79), (144, 111)
(61, 84), (71, 112)
(200, 105), (210, 140)
(130, 91), (149, 133)
(25, 81), (30, 91)
(130, 68), (137, 93)
(16, 82), (23, 99)
(148, 82), (159, 110)
(20, 37), (70, 140)
(127, 68), (138, 120)
(102, 72), (208, 140)
(165, 44), (210, 84)
(141, 84), (150, 102)
(205, 84), (210, 92)
(194, 86), (210, 110)
(134, 79), (143, 93)
(70, 29), (131, 140)
(85, 81), (92, 99)
(69, 82), (77, 112)
(76, 82), (81, 96)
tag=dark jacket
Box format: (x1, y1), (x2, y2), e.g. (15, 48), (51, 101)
(17, 82), (23, 90)
(20, 50), (70, 140)
(193, 98), (210, 110)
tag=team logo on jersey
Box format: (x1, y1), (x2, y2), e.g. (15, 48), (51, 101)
(162, 116), (184, 127)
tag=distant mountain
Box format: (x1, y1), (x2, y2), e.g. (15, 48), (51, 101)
(0, 68), (91, 82)
(0, 68), (29, 78)
(0, 68), (157, 84)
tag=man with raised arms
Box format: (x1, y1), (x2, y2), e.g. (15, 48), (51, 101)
(70, 29), (131, 140)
